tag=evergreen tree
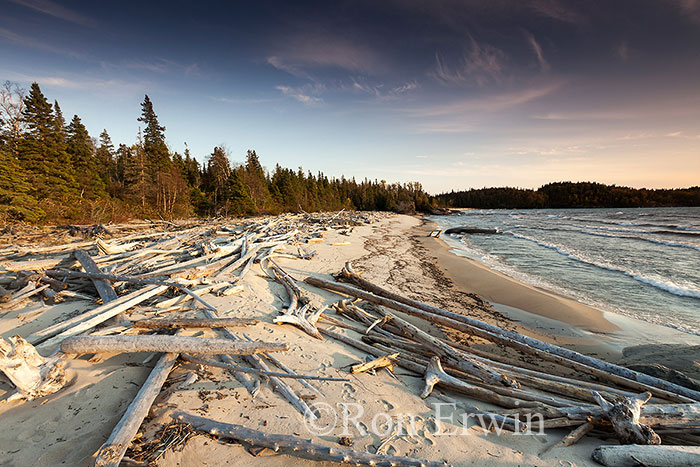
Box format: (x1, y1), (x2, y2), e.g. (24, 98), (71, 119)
(66, 114), (106, 199)
(207, 146), (231, 208)
(19, 82), (77, 199)
(96, 129), (116, 186)
(0, 148), (43, 222)
(137, 95), (170, 176)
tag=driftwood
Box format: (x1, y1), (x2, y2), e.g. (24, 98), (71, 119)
(543, 422), (594, 453)
(171, 411), (451, 466)
(591, 445), (700, 466)
(35, 285), (169, 350)
(267, 260), (323, 339)
(94, 352), (178, 467)
(0, 335), (66, 402)
(74, 249), (118, 303)
(60, 335), (288, 355)
(181, 354), (348, 382)
(371, 306), (518, 388)
(310, 272), (697, 403)
(593, 391), (660, 445)
(351, 353), (399, 374)
(133, 317), (258, 329)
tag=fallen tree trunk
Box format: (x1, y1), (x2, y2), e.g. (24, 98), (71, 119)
(171, 411), (451, 466)
(591, 445), (700, 466)
(307, 273), (698, 403)
(74, 249), (118, 303)
(60, 335), (288, 355)
(133, 317), (258, 329)
(94, 352), (178, 467)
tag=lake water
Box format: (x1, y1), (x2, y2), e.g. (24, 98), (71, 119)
(431, 207), (700, 336)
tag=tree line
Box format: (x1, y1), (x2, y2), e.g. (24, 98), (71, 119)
(437, 182), (700, 209)
(0, 81), (433, 224)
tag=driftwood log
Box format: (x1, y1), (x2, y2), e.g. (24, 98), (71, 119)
(0, 335), (66, 402)
(133, 317), (258, 329)
(60, 335), (288, 355)
(94, 352), (178, 467)
(171, 411), (451, 466)
(591, 445), (700, 466)
(74, 249), (118, 303)
(593, 391), (661, 445)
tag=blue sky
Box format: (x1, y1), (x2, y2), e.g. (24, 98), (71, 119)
(1, 0), (699, 193)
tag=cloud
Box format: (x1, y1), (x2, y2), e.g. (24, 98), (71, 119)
(212, 96), (277, 105)
(275, 85), (324, 106)
(525, 31), (550, 72)
(666, 131), (682, 137)
(1, 71), (147, 96)
(413, 82), (561, 117)
(432, 36), (505, 86)
(616, 42), (630, 61)
(9, 0), (96, 27)
(121, 58), (203, 77)
(0, 27), (85, 59)
(266, 34), (384, 78)
(392, 81), (418, 94)
(666, 0), (700, 24)
(529, 0), (583, 23)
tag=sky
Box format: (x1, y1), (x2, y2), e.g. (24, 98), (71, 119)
(1, 0), (699, 194)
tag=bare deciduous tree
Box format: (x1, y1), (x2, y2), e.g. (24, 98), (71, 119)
(0, 81), (27, 156)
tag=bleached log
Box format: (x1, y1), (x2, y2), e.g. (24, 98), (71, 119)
(591, 445), (700, 466)
(60, 335), (288, 355)
(74, 249), (118, 303)
(35, 285), (168, 350)
(133, 317), (258, 329)
(182, 354), (348, 382)
(351, 353), (399, 374)
(308, 273), (697, 403)
(94, 352), (178, 467)
(0, 336), (66, 402)
(421, 356), (555, 409)
(171, 411), (451, 467)
(46, 270), (216, 311)
(371, 306), (518, 388)
(593, 391), (660, 445)
(543, 422), (594, 453)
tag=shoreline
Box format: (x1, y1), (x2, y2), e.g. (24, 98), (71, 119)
(415, 216), (700, 356)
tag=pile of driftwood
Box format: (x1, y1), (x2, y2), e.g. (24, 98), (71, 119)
(303, 263), (700, 466)
(1, 212), (699, 467)
(1, 212), (453, 467)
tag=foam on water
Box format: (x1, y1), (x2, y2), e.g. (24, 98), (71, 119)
(433, 207), (700, 336)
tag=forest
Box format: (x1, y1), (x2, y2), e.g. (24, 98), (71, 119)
(437, 182), (700, 209)
(0, 81), (433, 224)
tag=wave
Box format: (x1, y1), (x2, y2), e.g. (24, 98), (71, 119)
(520, 224), (700, 252)
(505, 232), (700, 299)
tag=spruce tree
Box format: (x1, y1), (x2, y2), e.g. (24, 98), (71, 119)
(96, 129), (116, 189)
(67, 114), (106, 199)
(137, 95), (170, 177)
(19, 83), (78, 199)
(0, 148), (43, 222)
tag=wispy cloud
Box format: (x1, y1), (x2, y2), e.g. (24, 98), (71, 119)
(121, 58), (202, 77)
(666, 0), (700, 24)
(212, 96), (277, 105)
(529, 0), (583, 24)
(266, 33), (383, 78)
(616, 42), (630, 61)
(432, 36), (505, 86)
(1, 71), (147, 95)
(413, 83), (561, 117)
(275, 85), (323, 106)
(0, 27), (85, 59)
(666, 130), (683, 137)
(9, 0), (96, 27)
(525, 31), (550, 72)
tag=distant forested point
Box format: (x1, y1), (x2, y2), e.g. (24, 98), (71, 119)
(437, 182), (700, 209)
(0, 81), (433, 224)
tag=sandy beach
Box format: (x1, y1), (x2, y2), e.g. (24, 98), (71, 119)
(1, 213), (698, 467)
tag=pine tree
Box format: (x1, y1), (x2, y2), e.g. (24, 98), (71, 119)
(137, 95), (170, 177)
(207, 146), (231, 208)
(243, 150), (272, 213)
(19, 83), (77, 199)
(96, 129), (116, 186)
(0, 148), (43, 222)
(67, 114), (106, 199)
